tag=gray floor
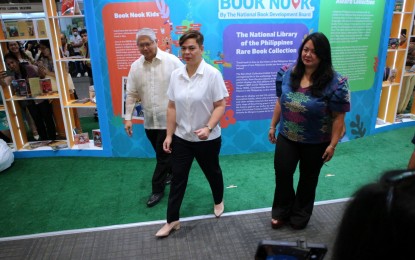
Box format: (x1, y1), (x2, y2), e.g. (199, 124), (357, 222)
(0, 200), (347, 260)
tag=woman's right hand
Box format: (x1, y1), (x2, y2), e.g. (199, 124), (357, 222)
(0, 71), (12, 86)
(163, 136), (172, 153)
(0, 71), (7, 79)
(268, 128), (277, 144)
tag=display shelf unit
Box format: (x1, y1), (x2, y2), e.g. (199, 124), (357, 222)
(0, 0), (103, 154)
(44, 0), (99, 149)
(376, 0), (415, 128)
(0, 14), (56, 150)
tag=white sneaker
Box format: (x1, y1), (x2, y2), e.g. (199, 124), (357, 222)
(34, 135), (40, 140)
(84, 72), (88, 77)
(76, 73), (81, 77)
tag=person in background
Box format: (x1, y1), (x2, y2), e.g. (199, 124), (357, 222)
(156, 30), (228, 237)
(268, 32), (350, 230)
(6, 41), (39, 140)
(25, 40), (39, 61)
(124, 28), (182, 207)
(69, 27), (85, 77)
(58, 35), (78, 95)
(1, 53), (56, 141)
(60, 33), (78, 83)
(79, 29), (97, 121)
(332, 169), (415, 260)
(79, 29), (93, 86)
(6, 41), (34, 64)
(38, 40), (56, 78)
(60, 33), (77, 76)
(60, 33), (75, 60)
(405, 39), (415, 67)
(38, 40), (81, 134)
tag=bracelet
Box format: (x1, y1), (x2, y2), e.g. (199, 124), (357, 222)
(205, 124), (212, 132)
(269, 126), (276, 129)
(328, 145), (336, 150)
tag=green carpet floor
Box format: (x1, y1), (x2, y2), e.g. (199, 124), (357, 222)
(0, 127), (413, 238)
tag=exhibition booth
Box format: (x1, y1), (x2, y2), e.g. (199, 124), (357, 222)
(0, 0), (414, 158)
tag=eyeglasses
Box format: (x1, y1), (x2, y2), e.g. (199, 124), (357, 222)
(385, 170), (415, 212)
(138, 41), (154, 49)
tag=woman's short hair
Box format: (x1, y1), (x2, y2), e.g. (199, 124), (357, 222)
(179, 30), (204, 47)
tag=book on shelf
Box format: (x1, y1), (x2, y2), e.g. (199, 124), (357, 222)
(388, 38), (399, 49)
(10, 80), (19, 96)
(34, 19), (47, 38)
(48, 140), (68, 150)
(25, 141), (51, 149)
(1, 20), (19, 38)
(11, 79), (29, 96)
(74, 132), (90, 148)
(23, 140), (69, 150)
(28, 77), (42, 97)
(40, 78), (53, 94)
(92, 129), (102, 147)
(388, 68), (397, 83)
(1, 20), (35, 39)
(72, 98), (90, 104)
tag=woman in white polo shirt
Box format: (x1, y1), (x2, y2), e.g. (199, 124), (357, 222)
(156, 30), (229, 237)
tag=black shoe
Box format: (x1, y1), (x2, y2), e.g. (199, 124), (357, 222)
(165, 174), (172, 185)
(147, 192), (164, 207)
(290, 222), (307, 230)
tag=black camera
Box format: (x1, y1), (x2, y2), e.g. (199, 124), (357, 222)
(255, 239), (327, 260)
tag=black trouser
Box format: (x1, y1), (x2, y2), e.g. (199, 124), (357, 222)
(73, 52), (85, 75)
(26, 100), (56, 141)
(167, 135), (224, 223)
(272, 134), (328, 227)
(145, 129), (171, 194)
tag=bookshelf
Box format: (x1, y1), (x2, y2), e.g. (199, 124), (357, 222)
(44, 0), (99, 148)
(376, 0), (415, 127)
(0, 0), (102, 152)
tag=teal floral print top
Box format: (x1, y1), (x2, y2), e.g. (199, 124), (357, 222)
(276, 65), (351, 143)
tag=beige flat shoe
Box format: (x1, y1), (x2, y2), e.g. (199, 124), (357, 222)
(155, 221), (180, 237)
(214, 201), (224, 218)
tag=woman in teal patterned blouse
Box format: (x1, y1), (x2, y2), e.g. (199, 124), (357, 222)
(268, 32), (350, 230)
